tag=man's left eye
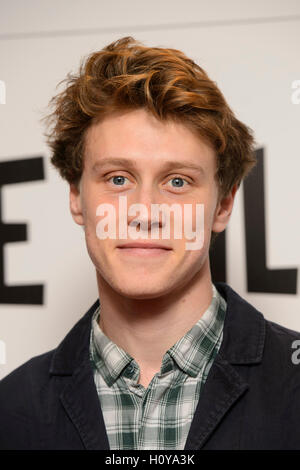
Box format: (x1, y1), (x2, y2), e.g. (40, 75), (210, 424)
(166, 177), (189, 189)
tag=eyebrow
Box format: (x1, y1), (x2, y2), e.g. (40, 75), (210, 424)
(91, 158), (205, 175)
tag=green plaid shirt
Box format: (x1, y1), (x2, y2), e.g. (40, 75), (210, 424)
(89, 283), (227, 450)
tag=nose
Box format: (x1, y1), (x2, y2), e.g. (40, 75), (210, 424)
(126, 185), (164, 233)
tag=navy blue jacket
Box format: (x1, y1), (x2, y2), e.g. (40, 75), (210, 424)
(1, 281), (300, 450)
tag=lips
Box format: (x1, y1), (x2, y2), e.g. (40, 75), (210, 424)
(117, 243), (172, 258)
(117, 242), (172, 250)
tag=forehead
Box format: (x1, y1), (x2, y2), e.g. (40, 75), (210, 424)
(84, 108), (216, 172)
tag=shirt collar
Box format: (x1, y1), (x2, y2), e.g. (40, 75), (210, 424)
(90, 309), (133, 387)
(90, 283), (226, 387)
(167, 284), (226, 377)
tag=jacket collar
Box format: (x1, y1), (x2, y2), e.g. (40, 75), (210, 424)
(214, 282), (265, 364)
(184, 282), (266, 450)
(49, 281), (266, 376)
(49, 298), (99, 376)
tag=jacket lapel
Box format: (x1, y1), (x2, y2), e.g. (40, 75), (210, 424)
(185, 281), (266, 450)
(50, 298), (110, 449)
(59, 358), (110, 450)
(184, 357), (249, 449)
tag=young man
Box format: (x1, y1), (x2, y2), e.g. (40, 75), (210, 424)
(0, 37), (300, 450)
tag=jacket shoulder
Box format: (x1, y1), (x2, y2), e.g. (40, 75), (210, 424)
(1, 348), (54, 382)
(265, 317), (300, 348)
(215, 281), (300, 368)
(0, 349), (55, 450)
(266, 318), (300, 338)
(0, 297), (98, 397)
(0, 349), (55, 409)
(0, 299), (98, 449)
(264, 317), (300, 366)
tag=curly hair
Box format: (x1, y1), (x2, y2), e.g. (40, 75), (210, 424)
(42, 36), (257, 243)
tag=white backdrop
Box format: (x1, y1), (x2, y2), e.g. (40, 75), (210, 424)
(0, 0), (299, 379)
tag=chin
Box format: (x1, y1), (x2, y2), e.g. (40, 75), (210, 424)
(112, 281), (172, 300)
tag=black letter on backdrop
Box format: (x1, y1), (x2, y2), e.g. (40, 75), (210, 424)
(210, 230), (226, 284)
(210, 148), (297, 294)
(243, 148), (297, 294)
(0, 157), (44, 304)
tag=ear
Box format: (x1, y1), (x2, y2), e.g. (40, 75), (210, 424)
(211, 183), (238, 234)
(69, 182), (84, 226)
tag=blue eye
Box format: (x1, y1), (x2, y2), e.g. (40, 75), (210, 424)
(168, 177), (188, 189)
(110, 175), (128, 186)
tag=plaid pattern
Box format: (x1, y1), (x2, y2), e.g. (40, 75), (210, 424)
(89, 283), (227, 450)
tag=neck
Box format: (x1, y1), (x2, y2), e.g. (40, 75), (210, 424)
(95, 258), (214, 373)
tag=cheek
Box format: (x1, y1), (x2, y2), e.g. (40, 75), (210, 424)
(181, 199), (213, 231)
(202, 187), (218, 224)
(186, 198), (216, 251)
(83, 191), (111, 229)
(83, 198), (108, 248)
